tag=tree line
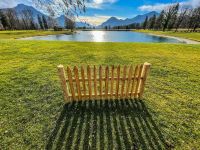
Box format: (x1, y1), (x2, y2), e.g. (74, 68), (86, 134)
(0, 7), (77, 31)
(142, 4), (200, 32)
(110, 3), (200, 32)
(0, 8), (57, 30)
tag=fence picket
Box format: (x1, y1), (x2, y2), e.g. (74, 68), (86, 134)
(116, 65), (120, 99)
(94, 65), (97, 99)
(74, 66), (82, 100)
(120, 65), (127, 99)
(134, 64), (143, 98)
(110, 65), (114, 99)
(138, 63), (151, 99)
(67, 66), (76, 100)
(126, 65), (133, 98)
(105, 66), (109, 99)
(131, 65), (138, 99)
(99, 66), (103, 99)
(57, 65), (69, 102)
(87, 66), (92, 99)
(81, 66), (86, 99)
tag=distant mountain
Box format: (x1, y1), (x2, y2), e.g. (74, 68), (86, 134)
(76, 22), (93, 28)
(1, 4), (46, 23)
(14, 4), (45, 18)
(1, 4), (92, 28)
(99, 11), (159, 28)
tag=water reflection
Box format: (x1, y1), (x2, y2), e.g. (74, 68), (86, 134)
(22, 31), (184, 43)
(91, 31), (105, 42)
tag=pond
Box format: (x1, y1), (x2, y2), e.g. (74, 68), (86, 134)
(22, 31), (184, 43)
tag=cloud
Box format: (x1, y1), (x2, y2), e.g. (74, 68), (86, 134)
(138, 0), (200, 11)
(86, 0), (118, 9)
(77, 14), (124, 26)
(77, 15), (111, 25)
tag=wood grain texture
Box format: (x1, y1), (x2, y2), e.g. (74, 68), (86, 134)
(58, 63), (151, 102)
(105, 66), (109, 99)
(134, 64), (143, 98)
(116, 65), (120, 99)
(67, 66), (76, 100)
(81, 66), (86, 99)
(87, 66), (92, 99)
(93, 65), (97, 99)
(126, 65), (133, 98)
(99, 65), (103, 99)
(57, 65), (69, 102)
(110, 65), (114, 99)
(120, 65), (127, 99)
(74, 66), (82, 100)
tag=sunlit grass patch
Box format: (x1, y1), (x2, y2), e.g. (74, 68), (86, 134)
(0, 40), (200, 149)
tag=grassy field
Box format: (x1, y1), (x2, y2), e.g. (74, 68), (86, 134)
(137, 30), (200, 42)
(0, 30), (71, 39)
(0, 31), (200, 149)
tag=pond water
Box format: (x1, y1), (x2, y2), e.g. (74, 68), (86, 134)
(22, 31), (184, 43)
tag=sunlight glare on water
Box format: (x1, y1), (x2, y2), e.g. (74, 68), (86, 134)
(91, 31), (105, 42)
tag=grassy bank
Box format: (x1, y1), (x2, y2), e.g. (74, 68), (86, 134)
(0, 30), (71, 39)
(136, 30), (200, 42)
(0, 39), (200, 149)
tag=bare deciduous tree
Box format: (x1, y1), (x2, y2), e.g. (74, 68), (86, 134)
(65, 15), (75, 31)
(174, 8), (188, 32)
(32, 0), (87, 18)
(162, 3), (179, 31)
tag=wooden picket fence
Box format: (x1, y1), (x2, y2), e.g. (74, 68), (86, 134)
(57, 63), (151, 102)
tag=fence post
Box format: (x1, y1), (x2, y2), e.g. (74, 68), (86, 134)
(138, 62), (151, 99)
(57, 65), (69, 102)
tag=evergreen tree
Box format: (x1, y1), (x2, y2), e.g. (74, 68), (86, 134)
(37, 15), (44, 29)
(154, 10), (164, 30)
(0, 10), (9, 30)
(42, 15), (48, 29)
(142, 16), (148, 29)
(148, 15), (156, 29)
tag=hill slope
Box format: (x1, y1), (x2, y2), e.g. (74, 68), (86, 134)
(99, 11), (159, 28)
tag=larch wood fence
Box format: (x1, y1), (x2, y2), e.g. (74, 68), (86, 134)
(58, 63), (151, 102)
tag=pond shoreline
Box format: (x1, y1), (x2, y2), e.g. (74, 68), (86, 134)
(142, 32), (200, 44)
(19, 31), (185, 43)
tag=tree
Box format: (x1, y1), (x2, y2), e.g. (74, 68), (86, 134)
(154, 10), (164, 30)
(5, 9), (20, 30)
(191, 7), (200, 32)
(42, 15), (48, 29)
(162, 3), (179, 31)
(47, 16), (57, 29)
(142, 16), (148, 29)
(104, 26), (108, 30)
(21, 9), (36, 30)
(65, 16), (75, 31)
(148, 14), (156, 29)
(33, 0), (86, 18)
(174, 8), (188, 32)
(37, 15), (44, 29)
(0, 10), (9, 30)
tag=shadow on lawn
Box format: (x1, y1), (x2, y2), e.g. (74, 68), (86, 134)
(46, 99), (167, 150)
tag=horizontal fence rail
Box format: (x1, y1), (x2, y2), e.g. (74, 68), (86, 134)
(58, 63), (151, 102)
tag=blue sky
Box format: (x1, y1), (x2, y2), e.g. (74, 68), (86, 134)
(0, 0), (200, 25)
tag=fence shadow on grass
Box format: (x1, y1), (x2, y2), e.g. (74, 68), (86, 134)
(46, 99), (167, 150)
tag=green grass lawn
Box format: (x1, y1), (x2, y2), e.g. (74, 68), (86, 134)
(0, 30), (71, 39)
(137, 30), (200, 42)
(0, 31), (200, 149)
